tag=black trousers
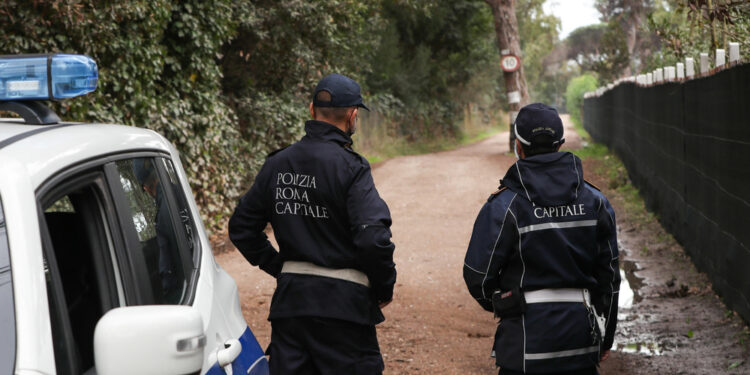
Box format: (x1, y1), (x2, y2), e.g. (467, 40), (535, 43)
(268, 317), (384, 375)
(499, 367), (598, 375)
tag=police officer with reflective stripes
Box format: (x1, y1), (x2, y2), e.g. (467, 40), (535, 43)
(463, 103), (620, 375)
(229, 74), (396, 375)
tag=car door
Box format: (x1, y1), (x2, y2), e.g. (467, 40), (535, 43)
(37, 151), (267, 375)
(36, 152), (202, 374)
(0, 198), (15, 375)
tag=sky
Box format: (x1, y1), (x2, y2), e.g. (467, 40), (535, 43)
(543, 0), (602, 40)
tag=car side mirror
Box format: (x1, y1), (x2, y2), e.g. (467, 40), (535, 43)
(94, 306), (206, 375)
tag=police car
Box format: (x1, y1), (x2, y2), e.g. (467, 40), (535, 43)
(0, 54), (268, 375)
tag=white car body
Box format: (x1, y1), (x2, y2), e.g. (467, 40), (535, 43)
(0, 119), (267, 375)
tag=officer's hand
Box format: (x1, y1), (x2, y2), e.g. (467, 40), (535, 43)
(378, 300), (392, 309)
(600, 350), (610, 362)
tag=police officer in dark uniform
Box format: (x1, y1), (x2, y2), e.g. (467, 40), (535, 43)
(228, 73), (396, 375)
(463, 103), (620, 374)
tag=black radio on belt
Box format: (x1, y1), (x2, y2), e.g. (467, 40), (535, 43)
(492, 287), (527, 319)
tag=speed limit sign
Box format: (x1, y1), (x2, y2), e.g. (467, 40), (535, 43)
(500, 55), (521, 72)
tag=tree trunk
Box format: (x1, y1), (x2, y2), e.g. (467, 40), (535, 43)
(623, 15), (640, 77)
(707, 0), (719, 50)
(485, 0), (530, 111)
(623, 1), (647, 77)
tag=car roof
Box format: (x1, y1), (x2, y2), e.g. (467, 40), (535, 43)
(0, 118), (174, 188)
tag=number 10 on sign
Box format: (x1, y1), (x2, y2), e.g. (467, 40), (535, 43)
(500, 55), (520, 72)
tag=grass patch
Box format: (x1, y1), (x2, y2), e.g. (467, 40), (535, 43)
(570, 144), (627, 189)
(570, 141), (655, 226)
(569, 142), (608, 159)
(738, 325), (750, 349)
(359, 127), (504, 162)
(462, 126), (505, 145)
(571, 118), (591, 142)
(355, 105), (506, 163)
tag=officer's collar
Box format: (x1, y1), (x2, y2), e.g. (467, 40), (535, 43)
(304, 120), (353, 147)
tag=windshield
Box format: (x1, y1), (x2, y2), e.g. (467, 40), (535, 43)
(0, 197), (15, 374)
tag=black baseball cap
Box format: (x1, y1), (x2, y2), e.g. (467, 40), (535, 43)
(514, 103), (565, 147)
(313, 73), (370, 111)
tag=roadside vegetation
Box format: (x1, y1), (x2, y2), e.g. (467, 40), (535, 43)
(1, 0), (514, 231)
(356, 106), (506, 164)
(565, 74), (598, 134)
(562, 0), (749, 152)
(4, 0), (746, 233)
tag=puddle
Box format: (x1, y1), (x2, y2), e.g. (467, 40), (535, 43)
(612, 243), (665, 355)
(618, 239), (645, 305)
(618, 269), (633, 309)
(613, 267), (664, 355)
(617, 341), (663, 356)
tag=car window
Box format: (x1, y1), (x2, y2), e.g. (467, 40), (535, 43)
(160, 158), (199, 264)
(0, 198), (15, 375)
(114, 158), (189, 304)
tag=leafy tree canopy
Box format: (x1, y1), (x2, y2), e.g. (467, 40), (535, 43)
(0, 0), (507, 229)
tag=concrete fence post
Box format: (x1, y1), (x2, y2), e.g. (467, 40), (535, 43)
(665, 66), (676, 81)
(647, 72), (653, 84)
(677, 63), (685, 79)
(729, 42), (740, 63)
(700, 53), (710, 74)
(686, 57), (695, 78)
(654, 68), (664, 82)
(716, 49), (726, 67)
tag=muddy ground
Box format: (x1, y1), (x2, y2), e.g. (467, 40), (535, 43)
(214, 115), (749, 374)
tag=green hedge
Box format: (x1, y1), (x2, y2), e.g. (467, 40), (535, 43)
(565, 74), (598, 131)
(1, 0), (243, 229)
(1, 0), (504, 231)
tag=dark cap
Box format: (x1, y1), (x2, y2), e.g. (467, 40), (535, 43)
(313, 73), (370, 111)
(514, 103), (564, 147)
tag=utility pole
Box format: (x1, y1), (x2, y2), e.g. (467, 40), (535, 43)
(485, 0), (530, 151)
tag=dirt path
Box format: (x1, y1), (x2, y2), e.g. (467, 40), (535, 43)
(215, 115), (749, 374)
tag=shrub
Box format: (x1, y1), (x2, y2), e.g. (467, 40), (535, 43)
(565, 74), (598, 131)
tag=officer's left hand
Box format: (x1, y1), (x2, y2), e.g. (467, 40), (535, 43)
(378, 300), (392, 309)
(600, 350), (610, 362)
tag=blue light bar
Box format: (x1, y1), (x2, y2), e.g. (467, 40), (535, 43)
(0, 54), (98, 101)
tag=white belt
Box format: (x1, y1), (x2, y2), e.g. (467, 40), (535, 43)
(525, 288), (606, 335)
(281, 261), (370, 288)
(524, 288), (590, 304)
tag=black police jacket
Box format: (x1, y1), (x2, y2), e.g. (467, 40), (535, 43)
(463, 151), (620, 373)
(229, 120), (396, 325)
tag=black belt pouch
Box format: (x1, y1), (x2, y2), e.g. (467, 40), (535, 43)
(492, 287), (527, 319)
